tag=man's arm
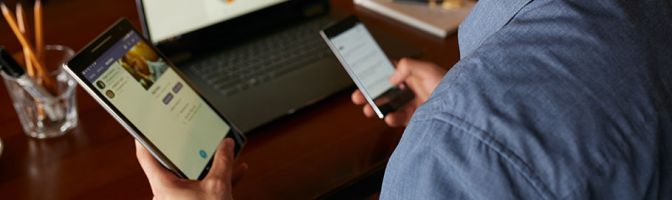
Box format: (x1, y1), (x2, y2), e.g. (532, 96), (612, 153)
(379, 104), (548, 199)
(380, 0), (671, 198)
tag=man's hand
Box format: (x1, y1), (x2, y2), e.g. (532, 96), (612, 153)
(135, 138), (248, 200)
(352, 58), (447, 127)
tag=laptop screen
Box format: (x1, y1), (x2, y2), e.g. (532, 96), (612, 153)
(141, 0), (287, 43)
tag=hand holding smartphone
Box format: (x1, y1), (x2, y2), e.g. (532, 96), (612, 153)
(321, 16), (414, 119)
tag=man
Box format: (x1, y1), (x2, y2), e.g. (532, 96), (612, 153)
(136, 0), (672, 199)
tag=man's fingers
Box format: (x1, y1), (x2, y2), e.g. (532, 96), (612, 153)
(391, 58), (446, 85)
(363, 105), (377, 118)
(351, 90), (367, 105)
(390, 58), (413, 85)
(384, 112), (406, 127)
(231, 162), (248, 186)
(135, 141), (177, 187)
(384, 104), (416, 127)
(206, 138), (235, 182)
(353, 90), (377, 118)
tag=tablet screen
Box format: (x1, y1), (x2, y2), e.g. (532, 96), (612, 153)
(328, 23), (395, 99)
(81, 31), (230, 179)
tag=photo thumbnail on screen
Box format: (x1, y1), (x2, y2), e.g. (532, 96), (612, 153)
(118, 41), (168, 90)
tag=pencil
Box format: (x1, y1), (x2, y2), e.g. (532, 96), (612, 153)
(16, 3), (35, 77)
(34, 0), (44, 65)
(1, 3), (49, 84)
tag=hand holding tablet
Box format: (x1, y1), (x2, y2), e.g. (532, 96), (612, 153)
(135, 138), (247, 200)
(65, 19), (245, 180)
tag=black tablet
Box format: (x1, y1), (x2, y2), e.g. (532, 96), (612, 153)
(65, 19), (245, 180)
(320, 16), (414, 118)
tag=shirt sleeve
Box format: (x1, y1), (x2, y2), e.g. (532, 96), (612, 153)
(379, 102), (550, 199)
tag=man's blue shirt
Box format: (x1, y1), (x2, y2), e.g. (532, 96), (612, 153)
(380, 0), (672, 199)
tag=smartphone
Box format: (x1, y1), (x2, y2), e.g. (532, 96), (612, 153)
(64, 19), (245, 180)
(320, 16), (414, 119)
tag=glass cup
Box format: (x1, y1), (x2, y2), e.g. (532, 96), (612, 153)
(1, 45), (78, 139)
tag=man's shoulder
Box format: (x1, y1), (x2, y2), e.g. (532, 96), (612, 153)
(386, 9), (672, 194)
(460, 0), (672, 60)
(382, 1), (672, 198)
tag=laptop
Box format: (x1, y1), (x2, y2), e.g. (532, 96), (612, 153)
(135, 0), (352, 133)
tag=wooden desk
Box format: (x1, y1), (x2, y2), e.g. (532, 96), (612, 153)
(0, 0), (460, 199)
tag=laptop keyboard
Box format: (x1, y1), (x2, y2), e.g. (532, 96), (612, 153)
(187, 18), (334, 97)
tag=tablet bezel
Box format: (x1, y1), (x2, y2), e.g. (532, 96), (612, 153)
(65, 18), (245, 180)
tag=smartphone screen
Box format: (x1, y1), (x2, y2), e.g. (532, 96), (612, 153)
(80, 31), (230, 179)
(322, 16), (413, 118)
(330, 23), (396, 100)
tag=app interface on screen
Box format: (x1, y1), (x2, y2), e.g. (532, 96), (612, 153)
(330, 23), (394, 100)
(82, 32), (230, 179)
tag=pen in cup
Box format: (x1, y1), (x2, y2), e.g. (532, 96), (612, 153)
(1, 2), (51, 86)
(0, 47), (63, 121)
